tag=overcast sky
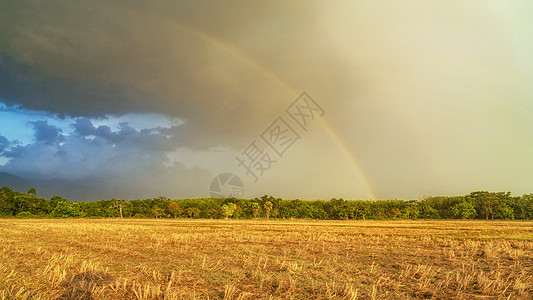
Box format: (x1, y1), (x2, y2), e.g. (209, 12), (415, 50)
(1, 1), (533, 201)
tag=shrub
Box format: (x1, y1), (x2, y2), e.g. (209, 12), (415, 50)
(16, 211), (33, 218)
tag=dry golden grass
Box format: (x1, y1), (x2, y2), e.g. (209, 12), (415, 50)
(0, 219), (532, 299)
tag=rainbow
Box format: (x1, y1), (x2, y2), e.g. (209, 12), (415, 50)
(161, 19), (377, 200)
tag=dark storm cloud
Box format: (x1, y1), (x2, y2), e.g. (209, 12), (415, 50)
(0, 55), (155, 117)
(0, 0), (355, 149)
(0, 0), (233, 113)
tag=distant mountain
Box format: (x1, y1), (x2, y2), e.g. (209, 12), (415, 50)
(0, 172), (33, 193)
(0, 172), (104, 201)
(33, 178), (105, 202)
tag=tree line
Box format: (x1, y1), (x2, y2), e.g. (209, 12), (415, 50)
(1, 186), (533, 220)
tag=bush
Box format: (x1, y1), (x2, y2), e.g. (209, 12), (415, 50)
(16, 211), (33, 218)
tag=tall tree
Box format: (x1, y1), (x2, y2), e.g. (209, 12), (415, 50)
(112, 198), (132, 218)
(264, 201), (273, 219)
(167, 202), (182, 218)
(0, 186), (15, 216)
(451, 201), (476, 219)
(27, 188), (36, 197)
(151, 206), (165, 218)
(251, 202), (260, 218)
(221, 203), (237, 219)
(51, 199), (82, 218)
(185, 207), (200, 218)
(521, 194), (533, 220)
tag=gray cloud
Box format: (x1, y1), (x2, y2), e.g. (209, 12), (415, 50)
(73, 118), (96, 136)
(2, 117), (209, 200)
(2, 146), (25, 159)
(30, 120), (64, 145)
(0, 135), (8, 153)
(72, 118), (181, 151)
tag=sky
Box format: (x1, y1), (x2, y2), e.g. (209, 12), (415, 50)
(1, 1), (533, 201)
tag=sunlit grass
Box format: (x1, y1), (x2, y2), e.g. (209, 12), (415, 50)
(0, 219), (532, 299)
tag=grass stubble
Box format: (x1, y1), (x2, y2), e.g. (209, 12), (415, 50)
(0, 219), (532, 299)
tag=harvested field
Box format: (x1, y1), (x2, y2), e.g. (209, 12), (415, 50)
(1, 219), (532, 299)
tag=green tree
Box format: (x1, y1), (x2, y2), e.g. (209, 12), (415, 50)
(112, 199), (132, 218)
(523, 194), (533, 220)
(27, 188), (36, 197)
(451, 201), (476, 219)
(469, 191), (512, 220)
(264, 201), (273, 219)
(328, 198), (349, 219)
(0, 186), (15, 216)
(13, 194), (48, 216)
(206, 208), (219, 219)
(348, 201), (370, 220)
(423, 195), (465, 219)
(51, 200), (82, 218)
(168, 202), (182, 218)
(402, 200), (420, 219)
(419, 204), (440, 219)
(251, 202), (260, 218)
(151, 206), (165, 218)
(389, 207), (401, 219)
(48, 196), (64, 214)
(221, 203), (237, 219)
(495, 204), (514, 220)
(509, 195), (530, 220)
(185, 207), (200, 218)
